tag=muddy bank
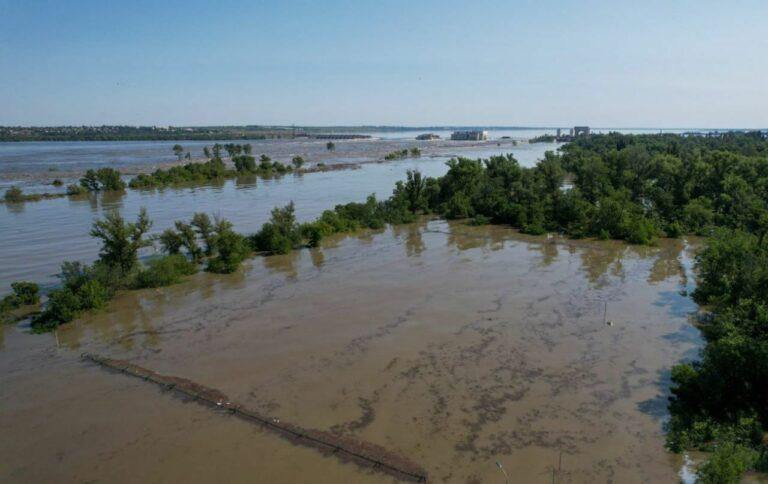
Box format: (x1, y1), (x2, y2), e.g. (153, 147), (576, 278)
(0, 221), (701, 482)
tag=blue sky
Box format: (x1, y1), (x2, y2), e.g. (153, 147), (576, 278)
(1, 0), (766, 128)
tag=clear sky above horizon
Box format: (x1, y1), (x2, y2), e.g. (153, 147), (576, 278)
(1, 0), (766, 128)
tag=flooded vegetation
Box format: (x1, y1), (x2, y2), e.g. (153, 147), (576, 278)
(0, 142), (553, 287)
(0, 221), (702, 482)
(3, 131), (768, 482)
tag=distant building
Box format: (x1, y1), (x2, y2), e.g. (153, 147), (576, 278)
(574, 126), (590, 137)
(555, 126), (591, 142)
(450, 130), (488, 141)
(416, 133), (441, 140)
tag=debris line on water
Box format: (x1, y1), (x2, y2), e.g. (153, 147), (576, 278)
(81, 353), (427, 482)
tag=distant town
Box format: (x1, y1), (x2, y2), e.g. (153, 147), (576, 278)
(0, 125), (765, 142)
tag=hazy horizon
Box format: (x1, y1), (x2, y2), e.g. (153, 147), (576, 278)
(2, 0), (767, 128)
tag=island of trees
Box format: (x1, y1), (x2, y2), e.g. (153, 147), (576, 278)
(2, 131), (768, 481)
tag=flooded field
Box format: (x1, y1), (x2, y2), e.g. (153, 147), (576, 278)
(0, 137), (536, 186)
(0, 142), (556, 289)
(0, 221), (703, 483)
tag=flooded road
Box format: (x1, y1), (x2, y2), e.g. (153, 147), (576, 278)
(1, 221), (702, 483)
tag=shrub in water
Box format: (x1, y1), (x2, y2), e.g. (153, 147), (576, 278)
(206, 231), (249, 273)
(136, 254), (198, 288)
(4, 186), (24, 203)
(10, 281), (39, 305)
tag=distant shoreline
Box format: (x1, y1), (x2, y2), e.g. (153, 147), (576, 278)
(0, 125), (759, 142)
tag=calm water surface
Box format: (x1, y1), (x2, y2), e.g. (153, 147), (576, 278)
(0, 143), (554, 289)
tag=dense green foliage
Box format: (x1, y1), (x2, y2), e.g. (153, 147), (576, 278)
(529, 134), (557, 143)
(405, 133), (768, 245)
(90, 209), (153, 273)
(80, 168), (126, 191)
(32, 210), (154, 330)
(1, 281), (40, 323)
(135, 254), (198, 288)
(665, 228), (768, 480)
(128, 144), (295, 188)
(696, 442), (761, 484)
(31, 261), (117, 330)
(250, 202), (303, 254)
(156, 213), (250, 273)
(384, 147), (421, 160)
(128, 157), (230, 188)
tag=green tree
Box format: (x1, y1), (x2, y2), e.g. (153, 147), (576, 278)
(175, 221), (203, 262)
(191, 212), (216, 256)
(402, 169), (427, 213)
(250, 202), (301, 254)
(159, 228), (184, 254)
(90, 208), (152, 273)
(172, 144), (184, 160)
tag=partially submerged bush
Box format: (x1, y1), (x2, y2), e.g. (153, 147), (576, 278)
(206, 230), (249, 273)
(10, 282), (40, 306)
(32, 268), (112, 331)
(66, 184), (87, 196)
(80, 168), (126, 191)
(250, 202), (302, 254)
(136, 254), (198, 288)
(1, 281), (40, 317)
(4, 186), (25, 202)
(696, 442), (759, 484)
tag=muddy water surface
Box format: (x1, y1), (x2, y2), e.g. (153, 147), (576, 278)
(0, 221), (702, 483)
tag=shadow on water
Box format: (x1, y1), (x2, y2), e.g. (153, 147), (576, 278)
(262, 250), (301, 279)
(309, 247), (325, 269)
(637, 367), (674, 422)
(392, 223), (425, 258)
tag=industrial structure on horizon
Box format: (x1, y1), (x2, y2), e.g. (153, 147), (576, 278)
(450, 130), (488, 141)
(556, 126), (590, 142)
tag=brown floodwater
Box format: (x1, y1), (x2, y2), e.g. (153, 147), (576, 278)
(0, 220), (703, 483)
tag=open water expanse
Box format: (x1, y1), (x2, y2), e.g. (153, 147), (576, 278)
(0, 131), (709, 483)
(0, 141), (556, 289)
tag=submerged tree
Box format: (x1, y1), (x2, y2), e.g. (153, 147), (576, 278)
(90, 208), (152, 273)
(172, 144), (184, 161)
